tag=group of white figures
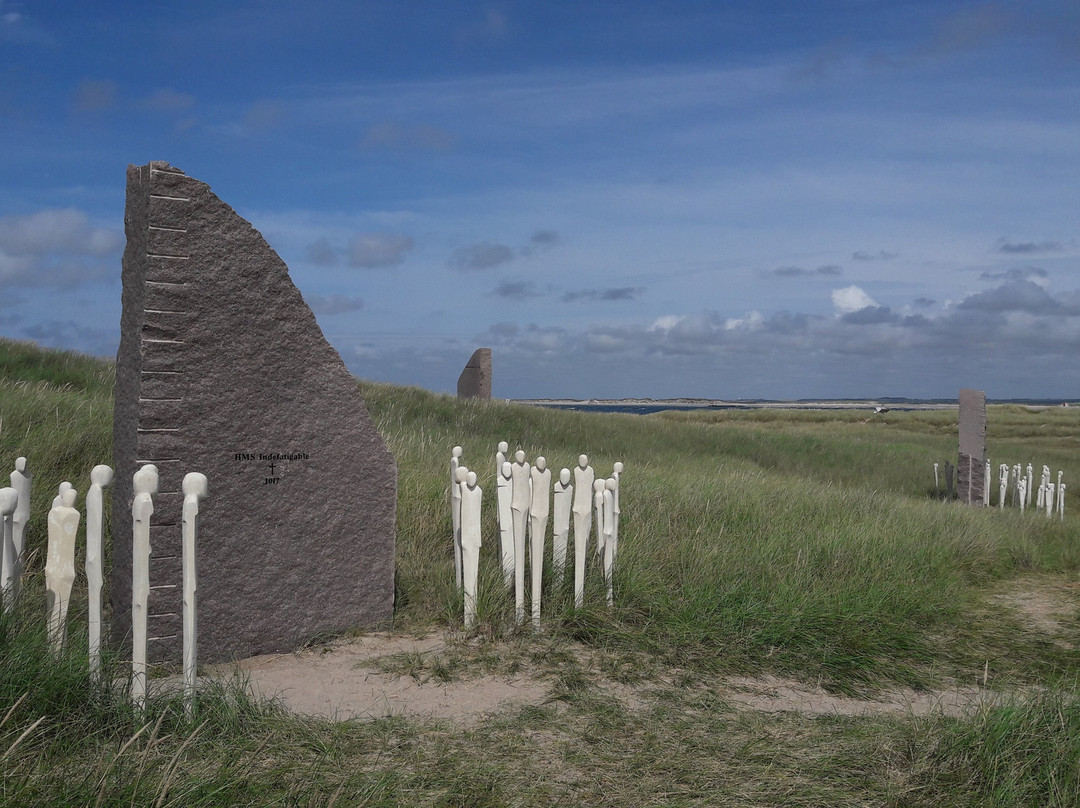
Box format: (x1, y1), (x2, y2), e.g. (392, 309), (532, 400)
(933, 461), (1066, 517)
(450, 442), (623, 631)
(0, 457), (208, 716)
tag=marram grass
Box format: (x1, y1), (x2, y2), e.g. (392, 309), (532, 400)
(2, 337), (1080, 806)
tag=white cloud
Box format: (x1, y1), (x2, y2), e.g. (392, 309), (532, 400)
(831, 285), (879, 313)
(0, 209), (122, 257)
(347, 232), (414, 268)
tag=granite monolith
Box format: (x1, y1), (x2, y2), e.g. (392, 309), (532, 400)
(957, 388), (986, 505)
(113, 162), (397, 664)
(456, 348), (492, 399)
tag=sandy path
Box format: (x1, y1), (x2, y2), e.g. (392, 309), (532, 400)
(186, 631), (998, 725)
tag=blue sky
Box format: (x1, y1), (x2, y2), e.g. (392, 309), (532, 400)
(2, 1), (1079, 399)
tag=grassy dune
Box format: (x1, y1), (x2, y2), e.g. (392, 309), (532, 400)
(1, 338), (1079, 806)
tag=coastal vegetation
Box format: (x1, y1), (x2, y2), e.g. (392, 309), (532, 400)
(1, 338), (1079, 806)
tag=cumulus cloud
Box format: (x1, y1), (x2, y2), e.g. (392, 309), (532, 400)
(306, 237), (339, 267)
(0, 209), (121, 257)
(766, 265), (842, 277)
(996, 239), (1063, 254)
(0, 209), (122, 288)
(913, 297), (936, 308)
(958, 279), (1075, 315)
(493, 281), (542, 300)
(362, 122), (454, 151)
(450, 231), (558, 271)
(562, 286), (642, 302)
(979, 266), (1048, 284)
(450, 241), (516, 271)
(520, 230), (558, 256)
(831, 285), (879, 313)
(306, 294), (364, 315)
(347, 232), (414, 268)
(73, 79), (117, 112)
(852, 250), (897, 261)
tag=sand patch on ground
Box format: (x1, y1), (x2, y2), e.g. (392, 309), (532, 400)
(205, 632), (550, 725)
(721, 675), (994, 717)
(191, 631), (998, 724)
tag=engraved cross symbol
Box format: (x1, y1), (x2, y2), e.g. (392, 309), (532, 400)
(268, 462), (276, 476)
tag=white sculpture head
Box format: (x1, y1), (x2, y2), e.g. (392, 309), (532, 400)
(61, 488), (77, 508)
(466, 470), (478, 489)
(59, 481), (73, 496)
(182, 472), (209, 499)
(452, 446), (463, 458)
(91, 464), (114, 487)
(515, 450), (526, 464)
(498, 441), (508, 453)
(0, 487), (17, 515)
(606, 478), (616, 491)
(613, 461), (624, 474)
(455, 465), (469, 483)
(535, 456), (546, 472)
(15, 457), (27, 473)
(560, 468), (571, 486)
(133, 464), (159, 496)
(594, 479), (605, 493)
(501, 461), (512, 479)
(578, 454), (588, 468)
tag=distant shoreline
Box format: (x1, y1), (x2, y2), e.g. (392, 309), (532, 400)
(512, 398), (1074, 412)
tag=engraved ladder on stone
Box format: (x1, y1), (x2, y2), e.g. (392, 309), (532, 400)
(138, 163), (195, 655)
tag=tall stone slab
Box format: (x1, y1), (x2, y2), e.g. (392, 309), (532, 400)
(957, 388), (986, 506)
(456, 348), (492, 399)
(113, 162), (397, 664)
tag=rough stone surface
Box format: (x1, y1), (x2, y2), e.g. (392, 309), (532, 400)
(957, 388), (986, 505)
(113, 162), (397, 664)
(456, 348), (492, 399)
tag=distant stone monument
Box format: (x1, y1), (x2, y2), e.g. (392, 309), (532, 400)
(113, 162), (397, 664)
(957, 388), (986, 505)
(457, 348), (492, 399)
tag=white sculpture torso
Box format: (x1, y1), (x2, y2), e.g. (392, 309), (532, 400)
(45, 487), (80, 655)
(86, 464), (114, 681)
(460, 471), (482, 630)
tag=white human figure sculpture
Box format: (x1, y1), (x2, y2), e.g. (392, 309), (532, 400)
(933, 462), (939, 492)
(497, 461), (514, 587)
(529, 457), (552, 629)
(572, 456), (595, 609)
(131, 463), (158, 711)
(552, 469), (572, 589)
(45, 486), (80, 656)
(1058, 470), (1064, 490)
(9, 457), (31, 603)
(983, 460), (991, 506)
(1018, 478), (1027, 514)
(603, 478), (616, 607)
(998, 464), (1009, 510)
(1026, 464), (1034, 507)
(1037, 480), (1046, 511)
(460, 470), (482, 630)
(182, 471), (208, 719)
(1059, 483), (1066, 519)
(592, 479), (606, 599)
(510, 450), (531, 625)
(0, 487), (18, 611)
(1046, 482), (1056, 517)
(611, 462), (623, 566)
(496, 441), (508, 475)
(86, 464), (114, 683)
(51, 480), (73, 510)
(454, 465), (468, 589)
(450, 446), (464, 592)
